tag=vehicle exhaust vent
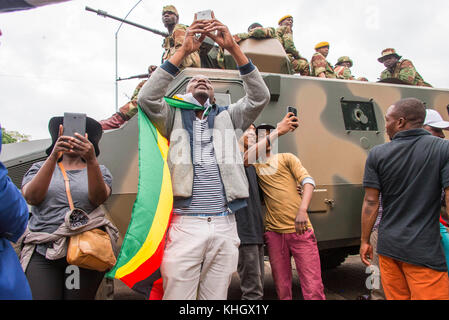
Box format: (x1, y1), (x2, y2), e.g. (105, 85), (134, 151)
(7, 157), (47, 189)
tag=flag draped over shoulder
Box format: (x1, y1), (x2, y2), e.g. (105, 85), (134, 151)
(107, 96), (205, 300)
(106, 107), (173, 300)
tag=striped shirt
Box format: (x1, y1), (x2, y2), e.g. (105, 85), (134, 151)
(173, 118), (228, 215)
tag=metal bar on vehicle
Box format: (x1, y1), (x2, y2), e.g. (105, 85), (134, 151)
(85, 6), (169, 37)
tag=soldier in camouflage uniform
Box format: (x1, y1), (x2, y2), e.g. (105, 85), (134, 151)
(103, 4), (202, 127)
(217, 23), (276, 69)
(334, 57), (368, 82)
(99, 66), (156, 130)
(334, 56), (355, 80)
(224, 16), (310, 76)
(311, 42), (336, 78)
(276, 15), (310, 76)
(378, 48), (432, 87)
(161, 5), (201, 69)
(232, 23), (276, 43)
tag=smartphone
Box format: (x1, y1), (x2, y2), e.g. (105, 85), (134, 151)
(287, 106), (298, 118)
(63, 112), (86, 138)
(196, 9), (212, 20)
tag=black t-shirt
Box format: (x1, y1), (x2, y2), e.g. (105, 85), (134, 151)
(363, 129), (449, 272)
(235, 165), (264, 245)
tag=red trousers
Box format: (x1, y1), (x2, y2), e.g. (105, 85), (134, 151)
(264, 230), (325, 300)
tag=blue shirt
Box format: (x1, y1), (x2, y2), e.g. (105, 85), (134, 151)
(0, 161), (32, 300)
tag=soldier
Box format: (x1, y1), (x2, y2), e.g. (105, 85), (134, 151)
(334, 56), (368, 82)
(100, 66), (157, 130)
(228, 17), (310, 76)
(161, 5), (200, 69)
(378, 48), (432, 87)
(276, 15), (310, 76)
(217, 23), (276, 69)
(311, 42), (336, 78)
(232, 23), (276, 44)
(334, 56), (355, 80)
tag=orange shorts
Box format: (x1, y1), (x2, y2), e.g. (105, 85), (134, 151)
(379, 254), (449, 300)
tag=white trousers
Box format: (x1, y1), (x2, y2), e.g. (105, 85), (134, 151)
(161, 214), (240, 300)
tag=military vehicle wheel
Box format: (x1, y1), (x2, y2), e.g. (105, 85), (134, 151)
(319, 249), (350, 270)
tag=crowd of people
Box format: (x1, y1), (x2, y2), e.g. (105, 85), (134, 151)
(1, 6), (448, 301)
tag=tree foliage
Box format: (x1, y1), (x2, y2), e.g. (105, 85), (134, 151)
(1, 128), (31, 144)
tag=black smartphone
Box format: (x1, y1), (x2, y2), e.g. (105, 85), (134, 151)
(63, 113), (86, 138)
(287, 106), (298, 118)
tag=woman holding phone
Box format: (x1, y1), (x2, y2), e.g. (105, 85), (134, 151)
(20, 116), (115, 300)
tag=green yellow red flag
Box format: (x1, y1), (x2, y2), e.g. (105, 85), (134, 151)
(106, 95), (205, 299)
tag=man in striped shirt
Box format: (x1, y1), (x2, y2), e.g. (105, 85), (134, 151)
(138, 14), (270, 300)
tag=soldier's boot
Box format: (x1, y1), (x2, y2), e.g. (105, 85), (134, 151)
(419, 81), (433, 88)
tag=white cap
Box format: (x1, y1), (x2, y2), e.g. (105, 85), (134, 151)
(424, 109), (449, 129)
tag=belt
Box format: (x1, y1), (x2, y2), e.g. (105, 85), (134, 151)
(174, 208), (233, 217)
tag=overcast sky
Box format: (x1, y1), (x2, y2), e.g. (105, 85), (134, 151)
(1, 0), (448, 141)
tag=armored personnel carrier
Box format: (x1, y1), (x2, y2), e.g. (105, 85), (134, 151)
(3, 38), (449, 270)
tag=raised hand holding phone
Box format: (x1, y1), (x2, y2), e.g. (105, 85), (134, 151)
(287, 106), (298, 119)
(169, 16), (207, 67)
(204, 11), (249, 67)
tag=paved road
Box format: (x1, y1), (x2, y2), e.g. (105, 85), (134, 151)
(111, 255), (369, 300)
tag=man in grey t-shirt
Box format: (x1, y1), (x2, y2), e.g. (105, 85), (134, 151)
(360, 98), (449, 300)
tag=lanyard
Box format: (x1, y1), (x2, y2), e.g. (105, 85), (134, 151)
(58, 162), (75, 211)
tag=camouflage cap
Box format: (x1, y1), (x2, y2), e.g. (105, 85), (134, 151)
(378, 48), (402, 63)
(278, 15), (293, 25)
(162, 5), (178, 17)
(336, 56), (353, 67)
(248, 22), (263, 32)
(315, 41), (330, 50)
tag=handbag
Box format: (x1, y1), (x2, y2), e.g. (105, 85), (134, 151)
(58, 162), (116, 272)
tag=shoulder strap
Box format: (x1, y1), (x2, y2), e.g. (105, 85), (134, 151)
(58, 162), (75, 211)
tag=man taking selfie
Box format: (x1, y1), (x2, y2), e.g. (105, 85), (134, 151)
(245, 112), (326, 300)
(137, 12), (270, 300)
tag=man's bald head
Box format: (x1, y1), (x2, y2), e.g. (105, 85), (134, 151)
(385, 98), (426, 140)
(390, 98), (426, 126)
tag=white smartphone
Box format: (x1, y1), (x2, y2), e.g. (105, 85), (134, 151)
(196, 9), (212, 20)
